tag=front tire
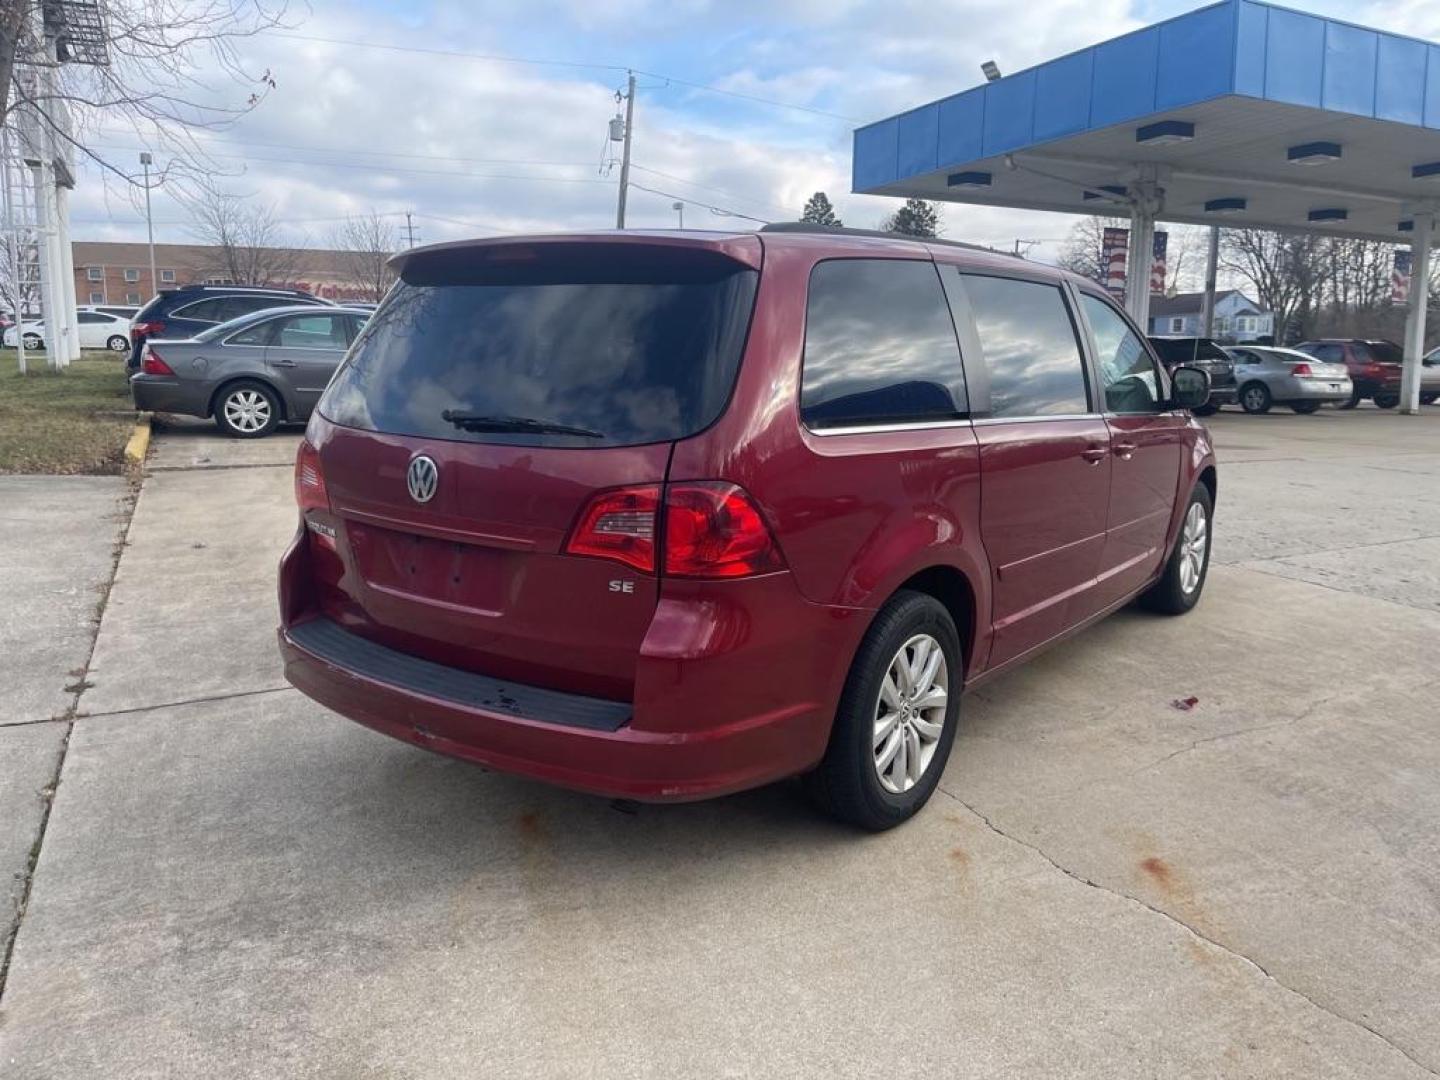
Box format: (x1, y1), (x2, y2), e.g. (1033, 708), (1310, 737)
(1239, 382), (1272, 414)
(1421, 393), (1438, 406)
(22, 333), (42, 350)
(107, 334), (129, 353)
(1374, 393), (1399, 409)
(1140, 483), (1213, 615)
(214, 380), (282, 438)
(805, 590), (961, 831)
(1290, 401), (1322, 414)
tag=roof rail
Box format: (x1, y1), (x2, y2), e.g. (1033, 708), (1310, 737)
(759, 221), (1012, 256)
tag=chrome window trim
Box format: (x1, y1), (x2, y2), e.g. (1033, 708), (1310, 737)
(807, 418), (973, 437)
(972, 412), (1102, 426)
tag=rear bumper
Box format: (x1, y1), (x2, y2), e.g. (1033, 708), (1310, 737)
(130, 374), (211, 416)
(279, 535), (865, 802)
(1285, 377), (1352, 401)
(1207, 385), (1237, 405)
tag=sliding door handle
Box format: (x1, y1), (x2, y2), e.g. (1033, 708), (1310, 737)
(1080, 445), (1108, 464)
(1114, 441), (1138, 460)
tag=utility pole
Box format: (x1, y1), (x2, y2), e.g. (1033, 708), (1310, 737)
(140, 152), (157, 298)
(403, 212), (419, 249)
(672, 201), (684, 229)
(615, 72), (636, 229)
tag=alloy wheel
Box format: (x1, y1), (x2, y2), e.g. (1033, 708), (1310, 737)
(1179, 501), (1208, 595)
(872, 633), (948, 794)
(223, 389), (272, 433)
(1243, 386), (1267, 412)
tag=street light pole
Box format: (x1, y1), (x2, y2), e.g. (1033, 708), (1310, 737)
(140, 152), (156, 299)
(672, 201), (684, 229)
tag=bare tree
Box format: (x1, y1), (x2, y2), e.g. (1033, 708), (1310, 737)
(2, 0), (294, 202)
(1221, 229), (1328, 342)
(1057, 216), (1126, 283)
(189, 194), (300, 285)
(330, 211), (396, 302)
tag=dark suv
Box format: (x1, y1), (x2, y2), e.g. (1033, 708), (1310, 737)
(1292, 339), (1404, 408)
(1146, 337), (1238, 414)
(278, 228), (1216, 830)
(127, 285), (331, 371)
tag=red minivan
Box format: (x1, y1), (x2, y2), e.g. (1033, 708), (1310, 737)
(278, 227), (1216, 829)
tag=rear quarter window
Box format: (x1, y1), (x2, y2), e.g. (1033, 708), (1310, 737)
(800, 259), (966, 429)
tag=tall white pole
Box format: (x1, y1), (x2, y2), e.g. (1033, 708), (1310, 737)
(1400, 212), (1432, 415)
(56, 184), (79, 362)
(615, 72), (635, 229)
(141, 153), (157, 299)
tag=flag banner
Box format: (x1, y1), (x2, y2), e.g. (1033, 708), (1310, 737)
(1102, 227), (1129, 298)
(1392, 249), (1412, 304)
(1150, 231), (1168, 295)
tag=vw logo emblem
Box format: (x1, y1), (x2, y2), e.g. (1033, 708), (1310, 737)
(406, 455), (439, 504)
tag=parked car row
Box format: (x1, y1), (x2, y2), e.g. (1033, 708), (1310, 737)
(4, 306), (138, 352)
(1147, 335), (1440, 414)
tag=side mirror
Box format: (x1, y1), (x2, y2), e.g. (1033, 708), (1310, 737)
(1171, 365), (1211, 411)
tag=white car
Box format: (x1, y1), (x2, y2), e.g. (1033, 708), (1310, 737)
(4, 309), (132, 353)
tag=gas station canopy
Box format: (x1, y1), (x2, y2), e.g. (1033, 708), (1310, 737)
(851, 0), (1440, 410)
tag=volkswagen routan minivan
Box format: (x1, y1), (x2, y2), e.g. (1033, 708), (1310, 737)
(278, 227), (1216, 830)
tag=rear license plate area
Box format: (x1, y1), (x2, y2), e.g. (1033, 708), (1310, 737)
(346, 522), (508, 611)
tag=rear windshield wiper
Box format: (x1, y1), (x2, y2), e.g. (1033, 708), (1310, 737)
(441, 411), (604, 438)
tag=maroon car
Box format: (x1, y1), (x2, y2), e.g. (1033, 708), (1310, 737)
(1292, 338), (1404, 408)
(278, 227), (1216, 830)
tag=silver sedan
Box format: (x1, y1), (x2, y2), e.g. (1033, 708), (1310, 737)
(1225, 346), (1353, 414)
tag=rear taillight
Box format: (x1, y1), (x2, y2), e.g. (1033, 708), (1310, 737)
(566, 485), (661, 572)
(664, 482), (785, 578)
(140, 348), (175, 376)
(132, 320), (164, 340)
(565, 482), (784, 578)
(1290, 362), (1312, 376)
(294, 439), (330, 514)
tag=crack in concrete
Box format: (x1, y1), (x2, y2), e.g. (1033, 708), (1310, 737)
(0, 481), (139, 1003)
(1234, 561), (1440, 614)
(146, 461), (292, 473)
(76, 685), (294, 720)
(1127, 692), (1344, 777)
(937, 787), (1439, 1077)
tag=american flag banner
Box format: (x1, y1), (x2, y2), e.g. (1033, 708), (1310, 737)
(1102, 227), (1129, 298)
(1150, 231), (1168, 295)
(1392, 250), (1412, 304)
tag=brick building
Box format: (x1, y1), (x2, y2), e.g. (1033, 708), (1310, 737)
(71, 241), (387, 307)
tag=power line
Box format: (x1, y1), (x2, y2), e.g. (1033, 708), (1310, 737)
(627, 182), (769, 225)
(629, 164), (795, 219)
(264, 30), (856, 122)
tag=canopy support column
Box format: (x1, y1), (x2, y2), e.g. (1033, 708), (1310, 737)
(1401, 211), (1432, 415)
(1124, 169), (1164, 330)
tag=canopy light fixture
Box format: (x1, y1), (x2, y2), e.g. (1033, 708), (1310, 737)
(1399, 220), (1414, 232)
(1308, 208), (1348, 222)
(1136, 120), (1194, 145)
(947, 171), (992, 188)
(981, 60), (1002, 83)
(1413, 161), (1440, 180)
(1288, 141), (1342, 166)
(1082, 185), (1128, 201)
(1204, 197), (1247, 214)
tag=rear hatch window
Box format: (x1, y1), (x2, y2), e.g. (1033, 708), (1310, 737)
(320, 243), (759, 448)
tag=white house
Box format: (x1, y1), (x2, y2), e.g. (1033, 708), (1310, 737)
(1147, 290), (1275, 342)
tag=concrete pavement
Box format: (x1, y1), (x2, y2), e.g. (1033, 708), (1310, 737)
(1, 410), (1438, 1077)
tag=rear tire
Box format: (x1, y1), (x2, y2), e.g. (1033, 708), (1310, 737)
(1290, 402), (1322, 414)
(1421, 393), (1438, 406)
(1339, 386), (1361, 410)
(1140, 483), (1213, 616)
(804, 590), (961, 832)
(22, 332), (42, 351)
(213, 380), (282, 439)
(106, 334), (129, 353)
(1192, 403), (1219, 416)
(1374, 393), (1399, 409)
(1239, 382), (1272, 414)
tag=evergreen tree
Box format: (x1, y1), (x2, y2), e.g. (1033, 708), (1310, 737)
(883, 198), (942, 238)
(800, 191), (843, 227)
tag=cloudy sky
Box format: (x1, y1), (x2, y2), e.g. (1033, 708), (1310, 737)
(70, 0), (1439, 264)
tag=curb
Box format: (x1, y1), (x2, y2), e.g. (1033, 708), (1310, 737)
(124, 414), (152, 467)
